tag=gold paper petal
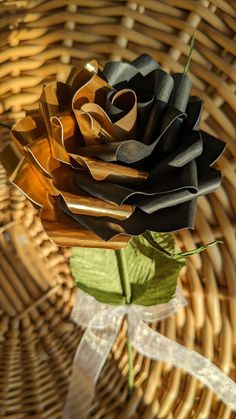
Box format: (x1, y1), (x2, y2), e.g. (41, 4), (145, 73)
(74, 105), (117, 145)
(24, 137), (60, 176)
(60, 191), (134, 220)
(48, 110), (144, 187)
(79, 89), (137, 142)
(71, 111), (105, 145)
(3, 142), (58, 208)
(72, 66), (109, 111)
(71, 64), (112, 145)
(10, 158), (57, 208)
(11, 114), (46, 152)
(51, 113), (82, 151)
(111, 89), (137, 134)
(10, 114), (59, 177)
(72, 155), (148, 184)
(74, 109), (116, 145)
(66, 60), (102, 91)
(52, 164), (134, 221)
(50, 113), (81, 163)
(39, 81), (72, 139)
(0, 143), (22, 177)
(41, 197), (130, 249)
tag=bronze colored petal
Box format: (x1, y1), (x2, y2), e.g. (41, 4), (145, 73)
(3, 142), (58, 208)
(11, 114), (46, 152)
(66, 60), (103, 91)
(41, 196), (130, 249)
(39, 81), (72, 140)
(67, 61), (99, 85)
(0, 143), (22, 177)
(74, 110), (115, 145)
(50, 113), (81, 163)
(71, 65), (138, 146)
(24, 137), (60, 176)
(10, 115), (59, 177)
(72, 68), (110, 110)
(111, 89), (137, 135)
(72, 155), (148, 184)
(84, 60), (104, 74)
(52, 164), (134, 221)
(50, 129), (70, 164)
(74, 111), (103, 145)
(77, 104), (125, 144)
(61, 190), (134, 220)
(52, 113), (82, 151)
(79, 89), (137, 142)
(10, 158), (57, 208)
(49, 108), (142, 188)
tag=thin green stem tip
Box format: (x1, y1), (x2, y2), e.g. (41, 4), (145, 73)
(183, 31), (196, 75)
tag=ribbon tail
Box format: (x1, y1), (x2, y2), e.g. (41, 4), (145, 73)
(63, 318), (122, 419)
(130, 320), (236, 411)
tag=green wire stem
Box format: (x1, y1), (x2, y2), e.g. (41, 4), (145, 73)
(116, 248), (131, 304)
(183, 31), (196, 74)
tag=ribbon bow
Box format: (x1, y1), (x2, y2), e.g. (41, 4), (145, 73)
(63, 289), (236, 418)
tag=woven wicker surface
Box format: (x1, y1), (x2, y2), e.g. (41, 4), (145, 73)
(0, 1), (235, 418)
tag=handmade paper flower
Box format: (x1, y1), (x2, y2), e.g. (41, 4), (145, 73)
(0, 55), (225, 249)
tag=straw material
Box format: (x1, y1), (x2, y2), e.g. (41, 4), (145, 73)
(0, 1), (235, 418)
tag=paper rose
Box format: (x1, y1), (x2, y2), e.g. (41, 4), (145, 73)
(0, 55), (225, 249)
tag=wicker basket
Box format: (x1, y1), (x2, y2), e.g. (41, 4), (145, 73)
(0, 1), (235, 418)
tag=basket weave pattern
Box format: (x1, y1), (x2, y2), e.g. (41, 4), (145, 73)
(0, 1), (235, 418)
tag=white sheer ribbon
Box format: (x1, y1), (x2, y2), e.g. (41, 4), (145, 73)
(63, 289), (236, 419)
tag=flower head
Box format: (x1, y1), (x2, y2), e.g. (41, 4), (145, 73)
(0, 55), (225, 249)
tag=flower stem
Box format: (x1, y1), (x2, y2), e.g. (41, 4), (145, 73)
(115, 248), (134, 397)
(115, 248), (131, 304)
(183, 31), (196, 74)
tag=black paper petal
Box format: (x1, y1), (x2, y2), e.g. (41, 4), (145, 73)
(131, 54), (160, 75)
(136, 168), (222, 214)
(103, 54), (160, 85)
(168, 73), (192, 112)
(60, 197), (197, 241)
(79, 106), (185, 163)
(74, 159), (199, 210)
(199, 130), (226, 167)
